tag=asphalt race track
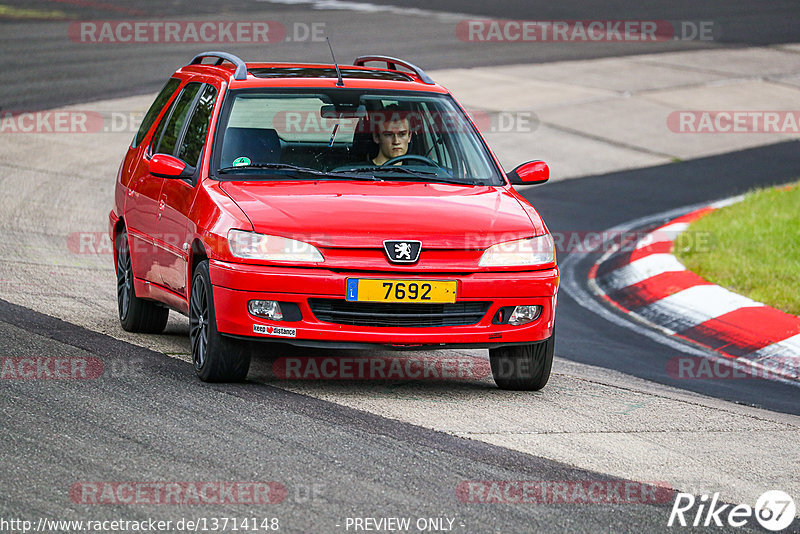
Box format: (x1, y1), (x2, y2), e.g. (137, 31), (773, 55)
(3, 299), (740, 533)
(5, 0), (800, 111)
(1, 1), (799, 533)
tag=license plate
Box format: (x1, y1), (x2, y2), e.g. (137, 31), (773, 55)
(346, 279), (457, 303)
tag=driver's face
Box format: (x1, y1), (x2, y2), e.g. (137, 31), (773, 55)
(373, 119), (410, 162)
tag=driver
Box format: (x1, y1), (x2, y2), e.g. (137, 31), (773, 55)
(370, 107), (411, 165)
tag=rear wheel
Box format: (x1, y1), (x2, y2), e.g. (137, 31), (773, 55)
(190, 261), (251, 382)
(116, 230), (169, 333)
(489, 331), (555, 391)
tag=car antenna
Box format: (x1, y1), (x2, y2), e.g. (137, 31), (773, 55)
(327, 37), (345, 87)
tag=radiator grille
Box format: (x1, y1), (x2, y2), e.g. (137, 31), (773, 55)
(308, 299), (490, 328)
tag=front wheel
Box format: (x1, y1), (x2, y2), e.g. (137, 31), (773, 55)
(190, 261), (251, 382)
(489, 331), (555, 391)
(116, 230), (169, 333)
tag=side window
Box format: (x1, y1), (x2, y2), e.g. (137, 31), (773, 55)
(177, 85), (218, 166)
(153, 83), (201, 156)
(132, 78), (181, 148)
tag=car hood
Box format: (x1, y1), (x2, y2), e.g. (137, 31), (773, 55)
(219, 180), (545, 249)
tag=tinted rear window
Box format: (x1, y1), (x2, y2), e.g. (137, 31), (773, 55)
(178, 84), (218, 165)
(154, 83), (201, 156)
(132, 78), (181, 148)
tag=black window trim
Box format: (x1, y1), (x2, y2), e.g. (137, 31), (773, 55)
(173, 83), (208, 162)
(175, 83), (219, 185)
(131, 77), (182, 150)
(177, 84), (218, 163)
(146, 81), (219, 187)
(149, 81), (204, 160)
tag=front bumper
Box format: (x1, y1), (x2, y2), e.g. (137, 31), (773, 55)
(209, 260), (558, 347)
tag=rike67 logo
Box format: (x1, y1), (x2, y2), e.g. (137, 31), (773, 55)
(668, 490), (796, 531)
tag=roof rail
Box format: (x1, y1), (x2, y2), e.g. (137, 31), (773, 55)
(189, 51), (248, 80)
(353, 55), (435, 85)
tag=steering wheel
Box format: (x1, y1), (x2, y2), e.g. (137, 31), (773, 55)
(382, 154), (440, 167)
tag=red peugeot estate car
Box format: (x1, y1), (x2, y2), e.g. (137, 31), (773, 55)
(110, 51), (559, 390)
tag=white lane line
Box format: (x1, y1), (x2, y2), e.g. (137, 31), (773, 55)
(708, 195), (746, 209)
(749, 334), (800, 381)
(600, 253), (685, 290)
(635, 222), (689, 249)
(752, 334), (800, 361)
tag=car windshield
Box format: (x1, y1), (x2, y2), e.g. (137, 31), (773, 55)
(212, 89), (503, 185)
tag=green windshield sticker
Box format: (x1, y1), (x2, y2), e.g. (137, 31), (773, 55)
(232, 156), (251, 167)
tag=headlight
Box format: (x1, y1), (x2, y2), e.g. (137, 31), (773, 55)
(479, 235), (555, 267)
(228, 230), (323, 262)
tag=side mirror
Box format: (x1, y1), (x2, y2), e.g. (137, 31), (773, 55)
(150, 153), (194, 179)
(507, 160), (549, 185)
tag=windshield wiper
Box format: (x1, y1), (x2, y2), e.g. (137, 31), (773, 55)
(341, 166), (483, 186)
(217, 163), (379, 181)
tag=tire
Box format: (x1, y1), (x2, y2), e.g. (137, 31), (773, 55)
(489, 331), (555, 391)
(190, 261), (251, 382)
(116, 230), (169, 334)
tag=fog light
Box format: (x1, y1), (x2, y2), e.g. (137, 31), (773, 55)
(508, 305), (541, 325)
(248, 300), (283, 320)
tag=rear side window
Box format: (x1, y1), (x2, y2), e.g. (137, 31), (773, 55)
(132, 78), (181, 148)
(154, 83), (202, 156)
(177, 84), (218, 166)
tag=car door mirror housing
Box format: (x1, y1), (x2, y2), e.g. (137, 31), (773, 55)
(507, 160), (549, 185)
(150, 153), (194, 179)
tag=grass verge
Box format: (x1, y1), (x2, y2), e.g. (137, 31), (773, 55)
(673, 181), (800, 316)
